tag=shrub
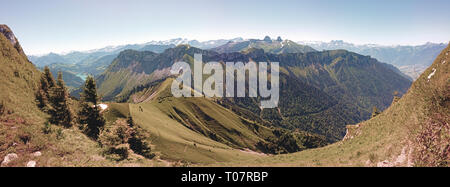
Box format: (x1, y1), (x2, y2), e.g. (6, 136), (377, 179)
(19, 133), (31, 144)
(99, 118), (154, 160)
(56, 128), (64, 140)
(105, 144), (129, 161)
(42, 121), (52, 134)
(0, 101), (5, 115)
(99, 120), (132, 161)
(369, 153), (378, 163)
(99, 122), (130, 148)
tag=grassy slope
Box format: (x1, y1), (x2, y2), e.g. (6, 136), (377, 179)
(97, 69), (155, 101)
(206, 43), (450, 166)
(128, 78), (269, 164)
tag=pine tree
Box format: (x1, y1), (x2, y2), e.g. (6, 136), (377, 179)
(128, 125), (154, 158)
(49, 72), (74, 127)
(44, 66), (56, 88)
(36, 66), (55, 112)
(82, 76), (99, 104)
(78, 76), (105, 139)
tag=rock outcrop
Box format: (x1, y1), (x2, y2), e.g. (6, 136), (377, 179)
(0, 24), (28, 60)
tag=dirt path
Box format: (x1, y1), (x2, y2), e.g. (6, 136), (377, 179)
(239, 149), (268, 157)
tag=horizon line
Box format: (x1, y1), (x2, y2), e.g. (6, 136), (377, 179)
(25, 37), (449, 56)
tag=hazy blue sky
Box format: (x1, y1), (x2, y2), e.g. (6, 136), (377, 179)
(1, 0), (449, 55)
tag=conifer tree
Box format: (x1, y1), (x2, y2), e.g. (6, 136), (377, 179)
(43, 66), (56, 88)
(78, 76), (105, 139)
(36, 66), (55, 112)
(49, 72), (74, 127)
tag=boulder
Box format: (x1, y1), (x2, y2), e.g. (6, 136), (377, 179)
(26, 160), (36, 167)
(1, 153), (18, 166)
(32, 151), (42, 157)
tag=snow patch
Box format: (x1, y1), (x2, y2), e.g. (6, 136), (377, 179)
(93, 104), (108, 110)
(99, 104), (108, 110)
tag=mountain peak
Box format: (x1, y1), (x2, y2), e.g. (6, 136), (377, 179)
(277, 36), (282, 42)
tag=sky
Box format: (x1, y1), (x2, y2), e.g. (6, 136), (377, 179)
(1, 0), (449, 55)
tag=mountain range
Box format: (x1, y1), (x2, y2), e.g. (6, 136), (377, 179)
(299, 40), (447, 79)
(94, 44), (411, 142)
(28, 37), (246, 67)
(28, 38), (445, 85)
(211, 36), (317, 54)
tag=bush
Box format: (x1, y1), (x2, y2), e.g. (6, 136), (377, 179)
(99, 120), (132, 161)
(99, 118), (154, 160)
(99, 122), (130, 148)
(56, 128), (64, 140)
(105, 144), (129, 161)
(42, 121), (52, 134)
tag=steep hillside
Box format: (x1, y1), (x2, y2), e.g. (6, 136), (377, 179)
(212, 36), (317, 54)
(278, 50), (412, 111)
(0, 24), (41, 117)
(213, 43), (449, 167)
